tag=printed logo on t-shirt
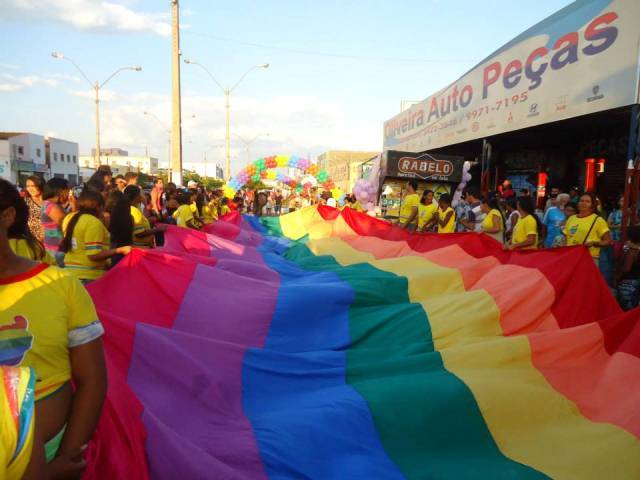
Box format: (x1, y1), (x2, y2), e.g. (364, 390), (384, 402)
(569, 225), (579, 235)
(0, 315), (34, 366)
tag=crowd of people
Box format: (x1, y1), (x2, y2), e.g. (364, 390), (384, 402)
(2, 165), (640, 478)
(396, 178), (639, 309)
(0, 164), (266, 479)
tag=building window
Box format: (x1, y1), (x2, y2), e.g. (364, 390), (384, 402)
(67, 154), (71, 162)
(36, 148), (41, 157)
(17, 146), (24, 155)
(72, 155), (76, 163)
(54, 152), (58, 161)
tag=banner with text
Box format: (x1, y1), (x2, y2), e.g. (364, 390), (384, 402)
(383, 0), (640, 152)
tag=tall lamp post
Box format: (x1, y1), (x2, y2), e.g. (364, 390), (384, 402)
(183, 59), (268, 180)
(51, 51), (141, 166)
(234, 132), (269, 165)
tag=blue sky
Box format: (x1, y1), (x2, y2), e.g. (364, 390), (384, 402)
(0, 0), (572, 175)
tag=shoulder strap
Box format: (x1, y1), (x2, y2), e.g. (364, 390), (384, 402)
(582, 215), (599, 245)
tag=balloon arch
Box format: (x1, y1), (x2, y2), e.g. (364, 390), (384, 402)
(227, 155), (335, 195)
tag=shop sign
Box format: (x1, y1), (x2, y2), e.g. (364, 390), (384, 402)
(383, 0), (640, 153)
(383, 151), (464, 183)
(17, 160), (34, 171)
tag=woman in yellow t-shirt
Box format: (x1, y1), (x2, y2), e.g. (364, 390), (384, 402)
(399, 180), (420, 231)
(434, 193), (456, 233)
(507, 196), (539, 250)
(173, 191), (202, 229)
(7, 194), (56, 264)
(202, 192), (219, 224)
(60, 190), (132, 281)
(563, 192), (612, 261)
(418, 190), (437, 232)
(1, 179), (106, 476)
(123, 185), (166, 248)
(220, 197), (231, 217)
(480, 196), (505, 244)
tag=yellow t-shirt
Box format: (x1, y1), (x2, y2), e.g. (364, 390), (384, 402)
(512, 214), (538, 249)
(220, 205), (231, 216)
(481, 209), (504, 232)
(0, 264), (103, 401)
(437, 206), (456, 233)
(399, 193), (420, 225)
(0, 366), (35, 480)
(173, 204), (195, 228)
(130, 206), (152, 248)
(418, 203), (437, 229)
(563, 214), (610, 258)
(9, 238), (55, 265)
(202, 200), (219, 224)
(62, 213), (111, 280)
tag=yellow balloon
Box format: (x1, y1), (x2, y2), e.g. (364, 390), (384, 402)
(267, 171), (276, 180)
(276, 155), (289, 167)
(223, 186), (235, 199)
(331, 187), (343, 199)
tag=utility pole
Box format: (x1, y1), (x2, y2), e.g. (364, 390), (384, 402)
(171, 0), (183, 186)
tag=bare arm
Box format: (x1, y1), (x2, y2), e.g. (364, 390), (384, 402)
(87, 246), (131, 262)
(586, 231), (613, 248)
(58, 339), (107, 455)
(400, 206), (418, 229)
(509, 233), (536, 250)
(437, 211), (453, 228)
(484, 214), (501, 234)
(48, 203), (67, 227)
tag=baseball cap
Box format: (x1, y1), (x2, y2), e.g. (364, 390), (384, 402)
(187, 180), (197, 188)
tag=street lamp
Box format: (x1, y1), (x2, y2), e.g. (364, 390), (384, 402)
(234, 132), (269, 166)
(183, 58), (269, 180)
(51, 51), (141, 166)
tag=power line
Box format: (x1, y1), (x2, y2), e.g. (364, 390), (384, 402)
(183, 31), (474, 64)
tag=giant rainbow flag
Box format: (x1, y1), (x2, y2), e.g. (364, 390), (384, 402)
(84, 206), (640, 479)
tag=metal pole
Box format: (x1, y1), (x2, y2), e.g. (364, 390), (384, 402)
(622, 105), (640, 242)
(225, 89), (231, 180)
(95, 82), (101, 166)
(170, 0), (183, 186)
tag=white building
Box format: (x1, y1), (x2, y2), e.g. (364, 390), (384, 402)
(80, 148), (159, 175)
(0, 132), (48, 184)
(46, 137), (79, 186)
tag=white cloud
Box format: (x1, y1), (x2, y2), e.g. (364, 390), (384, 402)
(67, 88), (117, 101)
(0, 84), (22, 92)
(0, 63), (20, 70)
(67, 90), (379, 176)
(0, 73), (58, 91)
(1, 0), (171, 36)
(49, 73), (82, 83)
